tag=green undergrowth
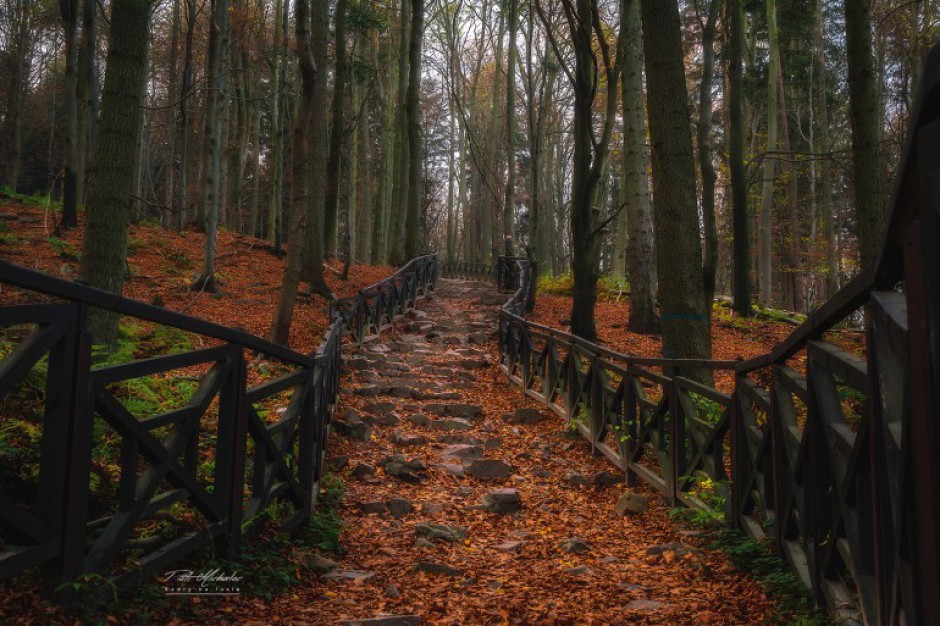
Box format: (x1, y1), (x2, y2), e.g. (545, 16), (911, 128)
(0, 185), (63, 211)
(537, 273), (630, 301)
(671, 509), (831, 626)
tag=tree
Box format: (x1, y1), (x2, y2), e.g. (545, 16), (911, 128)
(728, 0), (752, 316)
(78, 0), (151, 345)
(539, 0), (620, 341)
(502, 0), (518, 256)
(59, 0), (80, 228)
(620, 0), (656, 334)
(303, 0), (332, 295)
(697, 0), (721, 309)
(640, 0), (712, 380)
(845, 0), (885, 267)
(324, 0), (349, 256)
(193, 0), (229, 292)
(403, 0), (425, 260)
(758, 0), (779, 307)
(0, 0), (33, 192)
(270, 0), (332, 345)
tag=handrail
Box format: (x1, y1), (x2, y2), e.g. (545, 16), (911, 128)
(0, 260), (314, 366)
(0, 252), (438, 603)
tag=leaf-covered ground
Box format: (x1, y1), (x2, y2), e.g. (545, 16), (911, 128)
(186, 279), (773, 625)
(0, 203), (395, 351)
(530, 293), (864, 392)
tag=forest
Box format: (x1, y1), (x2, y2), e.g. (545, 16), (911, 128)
(3, 0), (940, 622)
(1, 0), (935, 356)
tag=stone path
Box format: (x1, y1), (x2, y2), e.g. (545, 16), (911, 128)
(250, 279), (772, 625)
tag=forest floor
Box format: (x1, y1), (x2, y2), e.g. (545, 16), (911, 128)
(164, 278), (770, 625)
(0, 201), (395, 350)
(530, 294), (865, 393)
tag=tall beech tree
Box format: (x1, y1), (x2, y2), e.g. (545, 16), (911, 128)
(728, 0), (752, 316)
(845, 0), (886, 267)
(540, 0), (620, 341)
(79, 0), (150, 345)
(620, 0), (656, 334)
(640, 0), (712, 379)
(270, 0), (331, 345)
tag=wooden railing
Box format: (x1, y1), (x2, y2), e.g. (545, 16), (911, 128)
(0, 253), (437, 600)
(440, 260), (492, 280)
(332, 254), (438, 345)
(496, 44), (940, 626)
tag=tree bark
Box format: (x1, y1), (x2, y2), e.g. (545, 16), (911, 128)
(0, 0), (32, 192)
(79, 0), (150, 345)
(271, 0), (330, 344)
(758, 0), (779, 307)
(194, 0), (229, 292)
(844, 0), (885, 267)
(502, 0), (518, 256)
(60, 0), (80, 228)
(640, 0), (713, 382)
(621, 0), (657, 334)
(698, 0), (720, 309)
(324, 0), (349, 256)
(728, 0), (752, 316)
(403, 0), (424, 259)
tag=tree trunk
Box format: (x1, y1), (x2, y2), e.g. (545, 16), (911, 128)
(75, 0), (97, 206)
(729, 0), (752, 316)
(698, 0), (720, 309)
(844, 0), (885, 267)
(813, 0), (837, 299)
(176, 0), (196, 228)
(194, 0), (229, 292)
(0, 0), (32, 192)
(271, 0), (331, 344)
(302, 0), (331, 294)
(621, 0), (657, 334)
(371, 31), (393, 263)
(388, 0), (411, 266)
(481, 8), (505, 267)
(60, 0), (80, 228)
(79, 0), (150, 345)
(502, 0), (518, 256)
(640, 0), (713, 382)
(758, 0), (779, 307)
(324, 0), (348, 256)
(403, 0), (424, 259)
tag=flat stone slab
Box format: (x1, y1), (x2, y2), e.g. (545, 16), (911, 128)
(322, 569), (375, 582)
(482, 488), (522, 514)
(415, 522), (466, 543)
(503, 407), (544, 425)
(428, 418), (474, 432)
(439, 444), (484, 460)
(465, 459), (513, 480)
(614, 491), (650, 515)
(412, 562), (462, 577)
(559, 537), (590, 554)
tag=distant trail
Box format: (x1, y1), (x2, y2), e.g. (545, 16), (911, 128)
(219, 278), (773, 625)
